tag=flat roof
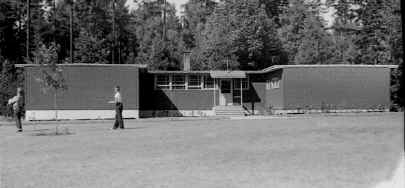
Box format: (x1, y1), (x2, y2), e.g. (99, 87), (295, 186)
(15, 63), (398, 74)
(150, 70), (247, 78)
(247, 64), (399, 74)
(150, 64), (398, 75)
(210, 71), (246, 78)
(148, 70), (210, 74)
(15, 63), (148, 68)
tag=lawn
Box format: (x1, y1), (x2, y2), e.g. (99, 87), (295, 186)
(0, 113), (403, 188)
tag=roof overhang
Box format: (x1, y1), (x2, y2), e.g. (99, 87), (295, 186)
(210, 71), (246, 78)
(15, 64), (398, 75)
(14, 63), (148, 68)
(247, 64), (399, 74)
(149, 70), (210, 74)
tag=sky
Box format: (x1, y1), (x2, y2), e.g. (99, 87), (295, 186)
(126, 0), (188, 15)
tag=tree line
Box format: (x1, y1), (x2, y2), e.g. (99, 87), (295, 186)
(0, 0), (403, 112)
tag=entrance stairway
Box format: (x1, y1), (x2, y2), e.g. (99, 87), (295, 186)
(213, 105), (245, 116)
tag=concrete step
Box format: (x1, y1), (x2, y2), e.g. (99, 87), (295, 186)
(215, 113), (245, 116)
(214, 106), (245, 116)
(215, 111), (245, 114)
(213, 106), (244, 110)
(215, 111), (244, 114)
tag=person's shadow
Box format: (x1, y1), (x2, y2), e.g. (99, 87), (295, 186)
(119, 126), (148, 130)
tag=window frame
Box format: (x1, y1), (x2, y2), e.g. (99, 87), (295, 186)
(154, 74), (223, 91)
(267, 78), (280, 90)
(155, 75), (171, 90)
(187, 75), (203, 90)
(203, 75), (216, 90)
(233, 77), (249, 91)
(171, 75), (186, 90)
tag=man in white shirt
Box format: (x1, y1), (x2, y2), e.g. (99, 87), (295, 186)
(109, 86), (124, 129)
(8, 87), (24, 132)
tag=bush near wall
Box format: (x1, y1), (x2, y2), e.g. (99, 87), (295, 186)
(0, 59), (23, 116)
(391, 64), (403, 111)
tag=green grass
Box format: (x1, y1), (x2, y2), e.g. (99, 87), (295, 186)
(0, 113), (403, 188)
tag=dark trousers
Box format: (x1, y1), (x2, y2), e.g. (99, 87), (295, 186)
(113, 103), (124, 129)
(14, 111), (22, 131)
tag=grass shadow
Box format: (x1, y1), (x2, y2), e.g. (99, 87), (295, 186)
(29, 128), (52, 132)
(117, 127), (148, 130)
(30, 127), (75, 136)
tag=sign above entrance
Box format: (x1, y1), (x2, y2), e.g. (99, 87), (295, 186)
(210, 71), (246, 78)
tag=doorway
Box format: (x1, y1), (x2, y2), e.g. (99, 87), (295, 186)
(219, 79), (233, 106)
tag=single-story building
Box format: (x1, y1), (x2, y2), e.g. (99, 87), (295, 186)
(16, 62), (397, 120)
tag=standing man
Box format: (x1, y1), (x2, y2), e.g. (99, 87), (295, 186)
(109, 86), (124, 129)
(8, 87), (24, 132)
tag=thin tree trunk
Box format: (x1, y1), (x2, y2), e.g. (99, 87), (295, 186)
(112, 0), (116, 64)
(118, 40), (121, 64)
(17, 1), (21, 34)
(26, 0), (30, 60)
(70, 1), (74, 64)
(53, 0), (56, 44)
(162, 0), (167, 41)
(54, 89), (58, 120)
(54, 89), (59, 134)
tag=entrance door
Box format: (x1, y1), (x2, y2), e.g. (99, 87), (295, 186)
(219, 79), (233, 106)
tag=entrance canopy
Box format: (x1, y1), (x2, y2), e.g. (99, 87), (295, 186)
(210, 71), (246, 78)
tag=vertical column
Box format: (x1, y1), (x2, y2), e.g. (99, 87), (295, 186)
(240, 78), (243, 107)
(213, 78), (216, 107)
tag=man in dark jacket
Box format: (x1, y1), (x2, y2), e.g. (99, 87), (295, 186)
(8, 87), (24, 132)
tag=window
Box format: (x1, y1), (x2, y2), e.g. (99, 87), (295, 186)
(156, 75), (170, 89)
(203, 76), (215, 89)
(188, 75), (202, 89)
(172, 75), (186, 90)
(233, 78), (249, 90)
(267, 78), (280, 89)
(155, 74), (217, 90)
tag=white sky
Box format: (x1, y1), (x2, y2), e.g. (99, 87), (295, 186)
(126, 0), (188, 15)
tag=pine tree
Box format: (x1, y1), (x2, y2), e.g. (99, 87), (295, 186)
(0, 0), (26, 61)
(385, 0), (403, 108)
(277, 0), (309, 64)
(278, 0), (333, 64)
(113, 0), (137, 64)
(258, 0), (288, 26)
(330, 30), (358, 64)
(327, 0), (361, 64)
(356, 0), (393, 64)
(0, 58), (20, 115)
(0, 0), (26, 115)
(294, 14), (334, 64)
(181, 0), (217, 49)
(197, 0), (285, 70)
(132, 0), (184, 70)
(74, 29), (110, 64)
